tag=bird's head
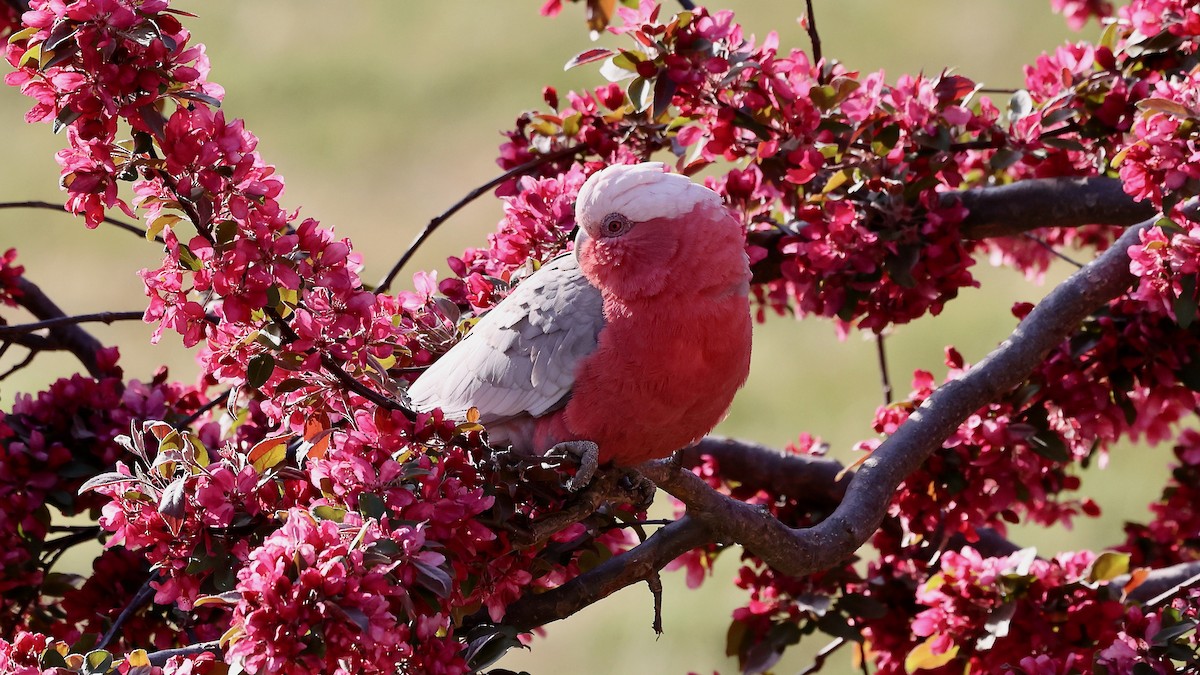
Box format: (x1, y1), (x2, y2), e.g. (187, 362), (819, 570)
(573, 162), (743, 300)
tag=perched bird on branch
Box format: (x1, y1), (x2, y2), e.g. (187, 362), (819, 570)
(408, 162), (752, 481)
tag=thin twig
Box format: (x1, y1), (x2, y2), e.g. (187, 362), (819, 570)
(0, 349), (37, 380)
(374, 144), (586, 294)
(0, 200), (153, 241)
(803, 0), (823, 77)
(676, 0), (696, 9)
(147, 642), (221, 667)
(178, 393), (226, 429)
(264, 308), (415, 419)
(1020, 232), (1085, 268)
(0, 311), (144, 337)
(875, 333), (892, 406)
(12, 277), (108, 376)
(798, 637), (848, 675)
(96, 573), (159, 650)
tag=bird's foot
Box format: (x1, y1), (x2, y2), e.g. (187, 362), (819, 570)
(544, 440), (600, 492)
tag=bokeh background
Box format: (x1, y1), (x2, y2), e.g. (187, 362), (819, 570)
(0, 2), (1171, 672)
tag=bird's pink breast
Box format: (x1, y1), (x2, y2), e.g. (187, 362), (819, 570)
(558, 211), (753, 466)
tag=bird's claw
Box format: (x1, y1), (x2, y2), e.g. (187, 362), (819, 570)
(545, 440), (600, 492)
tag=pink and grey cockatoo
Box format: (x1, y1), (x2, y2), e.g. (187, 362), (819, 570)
(407, 162), (752, 474)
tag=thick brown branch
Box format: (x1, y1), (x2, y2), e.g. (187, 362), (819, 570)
(951, 176), (1155, 239)
(681, 437), (848, 509)
(749, 177), (1150, 283)
(1120, 560), (1200, 605)
(500, 515), (714, 632)
(645, 219), (1153, 577)
(10, 277), (108, 376)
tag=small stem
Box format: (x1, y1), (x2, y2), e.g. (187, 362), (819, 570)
(0, 349), (37, 380)
(648, 571), (664, 635)
(0, 201), (152, 241)
(1019, 233), (1085, 268)
(0, 311), (144, 337)
(147, 642), (221, 667)
(799, 637), (848, 675)
(875, 333), (892, 406)
(804, 0), (823, 78)
(264, 308), (414, 419)
(374, 144), (585, 294)
(96, 572), (159, 650)
(178, 393), (226, 429)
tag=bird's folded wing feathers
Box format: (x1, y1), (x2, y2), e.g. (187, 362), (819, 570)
(405, 252), (605, 424)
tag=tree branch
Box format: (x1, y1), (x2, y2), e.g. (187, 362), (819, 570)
(1120, 560), (1200, 606)
(0, 311), (144, 337)
(803, 0), (823, 77)
(374, 144), (586, 294)
(749, 177), (1151, 283)
(499, 515), (714, 632)
(950, 176), (1155, 239)
(680, 437), (848, 509)
(9, 277), (109, 376)
(0, 200), (153, 241)
(642, 219), (1153, 577)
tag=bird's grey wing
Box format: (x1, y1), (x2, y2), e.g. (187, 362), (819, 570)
(406, 252), (605, 424)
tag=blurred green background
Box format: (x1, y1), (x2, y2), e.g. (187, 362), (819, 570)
(0, 1), (1173, 672)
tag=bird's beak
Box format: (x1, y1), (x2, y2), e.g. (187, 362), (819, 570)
(573, 226), (590, 263)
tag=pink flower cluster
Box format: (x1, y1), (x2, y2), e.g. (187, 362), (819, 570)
(0, 249), (23, 306)
(0, 630), (50, 675)
(865, 547), (1126, 673)
(1051, 0), (1114, 29)
(505, 3), (1002, 333)
(1119, 69), (1200, 211)
(227, 510), (463, 675)
(1119, 0), (1200, 42)
(4, 0), (223, 227)
(0, 352), (206, 633)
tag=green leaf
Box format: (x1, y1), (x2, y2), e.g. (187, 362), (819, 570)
(989, 148), (1023, 171)
(1088, 551), (1130, 582)
(1137, 97), (1194, 118)
(563, 47), (616, 71)
(1150, 619), (1197, 646)
(626, 76), (652, 113)
(175, 89), (222, 108)
(246, 353), (275, 389)
(1029, 430), (1070, 462)
(176, 245), (203, 271)
(84, 649), (113, 674)
(248, 434), (291, 473)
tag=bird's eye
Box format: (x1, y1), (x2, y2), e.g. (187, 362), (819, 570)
(600, 213), (632, 237)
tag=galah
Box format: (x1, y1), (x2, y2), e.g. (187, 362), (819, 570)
(407, 162), (752, 475)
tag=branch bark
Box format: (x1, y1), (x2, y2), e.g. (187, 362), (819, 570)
(644, 218), (1153, 577)
(8, 277), (110, 376)
(500, 515), (714, 632)
(749, 177), (1150, 283)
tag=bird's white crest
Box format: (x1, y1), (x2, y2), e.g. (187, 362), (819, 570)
(574, 162), (723, 230)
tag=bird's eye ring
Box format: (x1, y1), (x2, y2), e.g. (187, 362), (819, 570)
(600, 213), (632, 237)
